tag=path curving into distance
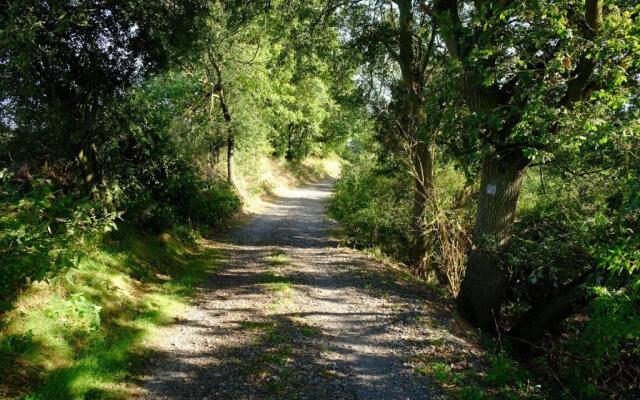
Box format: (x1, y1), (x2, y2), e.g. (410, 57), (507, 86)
(138, 180), (460, 400)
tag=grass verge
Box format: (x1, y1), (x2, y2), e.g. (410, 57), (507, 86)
(0, 226), (220, 400)
(410, 335), (545, 400)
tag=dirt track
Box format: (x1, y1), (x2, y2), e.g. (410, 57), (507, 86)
(137, 180), (471, 399)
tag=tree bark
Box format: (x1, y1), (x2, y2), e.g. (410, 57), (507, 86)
(216, 93), (234, 185)
(456, 152), (529, 332)
(286, 124), (294, 161)
(431, 0), (605, 332)
(563, 0), (603, 107)
(432, 0), (525, 330)
(411, 139), (436, 260)
(208, 51), (235, 185)
(215, 90), (234, 184)
(504, 0), (605, 341)
(395, 0), (437, 261)
(77, 144), (100, 199)
(227, 128), (235, 185)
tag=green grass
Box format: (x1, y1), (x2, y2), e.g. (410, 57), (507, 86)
(415, 362), (462, 386)
(265, 252), (291, 267)
(412, 349), (543, 400)
(260, 271), (293, 293)
(264, 282), (293, 292)
(0, 226), (220, 400)
(260, 250), (293, 293)
(297, 325), (320, 337)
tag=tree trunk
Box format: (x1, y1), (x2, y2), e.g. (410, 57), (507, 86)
(394, 0), (437, 263)
(77, 144), (100, 199)
(208, 52), (235, 186)
(411, 140), (435, 260)
(456, 153), (528, 332)
(285, 125), (294, 161)
(213, 84), (233, 185)
(227, 128), (235, 185)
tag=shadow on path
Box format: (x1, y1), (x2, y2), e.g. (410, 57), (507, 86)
(137, 180), (477, 400)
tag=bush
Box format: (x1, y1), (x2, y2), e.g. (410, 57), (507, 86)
(170, 178), (241, 227)
(560, 227), (640, 398)
(329, 158), (413, 260)
(503, 171), (640, 398)
(119, 167), (241, 231)
(98, 110), (238, 230)
(0, 170), (118, 302)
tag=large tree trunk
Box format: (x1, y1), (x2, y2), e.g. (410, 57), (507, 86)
(432, 0), (604, 333)
(394, 0), (437, 263)
(456, 152), (528, 332)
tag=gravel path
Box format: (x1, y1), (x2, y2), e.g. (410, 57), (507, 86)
(137, 180), (468, 400)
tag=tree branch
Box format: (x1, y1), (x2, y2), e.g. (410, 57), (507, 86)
(419, 26), (436, 78)
(562, 0), (603, 107)
(433, 0), (464, 59)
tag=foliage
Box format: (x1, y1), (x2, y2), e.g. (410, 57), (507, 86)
(330, 156), (414, 261)
(0, 0), (207, 167)
(414, 348), (543, 399)
(501, 151), (639, 397)
(0, 227), (219, 399)
(562, 200), (639, 397)
(0, 170), (118, 303)
(1, 0), (639, 398)
(0, 0), (358, 310)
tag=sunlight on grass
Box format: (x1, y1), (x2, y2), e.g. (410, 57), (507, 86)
(0, 226), (220, 399)
(265, 282), (293, 292)
(265, 252), (291, 267)
(411, 349), (542, 399)
(289, 155), (342, 182)
(260, 270), (293, 293)
(235, 155), (343, 215)
(260, 251), (293, 294)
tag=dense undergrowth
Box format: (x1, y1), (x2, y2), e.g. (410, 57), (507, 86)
(1, 2), (356, 397)
(330, 147), (639, 399)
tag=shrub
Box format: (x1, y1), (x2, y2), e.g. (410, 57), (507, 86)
(99, 113), (240, 230)
(503, 171), (640, 398)
(119, 169), (241, 231)
(170, 179), (241, 227)
(329, 159), (413, 260)
(0, 170), (118, 302)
